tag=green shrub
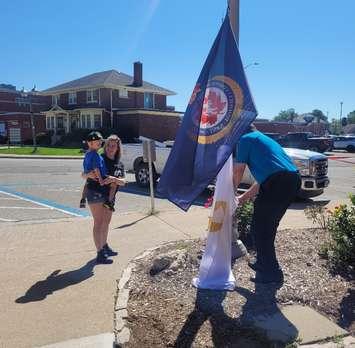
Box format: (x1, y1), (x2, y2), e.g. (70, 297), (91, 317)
(233, 201), (254, 249)
(305, 194), (355, 274)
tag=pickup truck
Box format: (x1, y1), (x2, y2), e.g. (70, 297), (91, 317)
(121, 141), (330, 199)
(277, 132), (333, 153)
(332, 135), (355, 152)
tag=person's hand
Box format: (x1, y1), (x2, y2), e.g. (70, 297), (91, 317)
(237, 193), (248, 205)
(86, 171), (98, 180)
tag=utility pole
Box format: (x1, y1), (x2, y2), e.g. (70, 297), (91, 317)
(340, 101), (343, 134)
(29, 94), (37, 151)
(228, 0), (240, 44)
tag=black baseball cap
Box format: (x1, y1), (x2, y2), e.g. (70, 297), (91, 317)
(86, 131), (103, 142)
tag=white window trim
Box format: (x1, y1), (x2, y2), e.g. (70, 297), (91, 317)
(68, 92), (77, 105)
(87, 89), (98, 103)
(52, 95), (59, 106)
(79, 111), (102, 129)
(119, 88), (128, 99)
(46, 115), (56, 130)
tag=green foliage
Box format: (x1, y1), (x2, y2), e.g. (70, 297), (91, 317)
(305, 196), (355, 274)
(347, 110), (355, 124)
(329, 119), (342, 135)
(233, 201), (254, 248)
(273, 108), (298, 122)
(311, 109), (328, 123)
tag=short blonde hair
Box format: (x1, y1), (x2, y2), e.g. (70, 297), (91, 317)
(104, 134), (122, 162)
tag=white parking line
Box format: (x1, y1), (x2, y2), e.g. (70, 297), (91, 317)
(0, 206), (51, 210)
(0, 217), (19, 222)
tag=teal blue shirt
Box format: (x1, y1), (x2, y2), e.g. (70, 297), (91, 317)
(236, 131), (297, 184)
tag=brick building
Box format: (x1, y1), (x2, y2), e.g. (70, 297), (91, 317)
(0, 84), (49, 143)
(40, 62), (182, 142)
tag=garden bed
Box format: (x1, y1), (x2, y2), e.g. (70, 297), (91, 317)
(121, 228), (354, 347)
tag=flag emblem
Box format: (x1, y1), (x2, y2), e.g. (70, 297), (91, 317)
(191, 76), (244, 144)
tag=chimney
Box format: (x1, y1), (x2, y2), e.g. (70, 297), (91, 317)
(133, 61), (143, 87)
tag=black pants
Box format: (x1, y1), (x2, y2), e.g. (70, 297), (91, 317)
(251, 171), (301, 274)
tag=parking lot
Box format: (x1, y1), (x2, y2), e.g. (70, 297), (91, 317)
(0, 153), (354, 224)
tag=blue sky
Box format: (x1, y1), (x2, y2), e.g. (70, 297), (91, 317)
(1, 0), (354, 120)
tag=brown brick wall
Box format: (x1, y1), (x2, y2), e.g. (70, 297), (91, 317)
(154, 94), (166, 109)
(0, 91), (50, 113)
(0, 113), (46, 142)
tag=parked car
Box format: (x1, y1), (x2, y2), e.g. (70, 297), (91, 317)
(278, 132), (333, 153)
(263, 132), (282, 142)
(332, 135), (355, 152)
(121, 142), (330, 199)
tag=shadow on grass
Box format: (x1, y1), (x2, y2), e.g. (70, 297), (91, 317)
(15, 259), (96, 303)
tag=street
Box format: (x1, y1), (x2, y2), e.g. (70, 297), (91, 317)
(0, 155), (354, 224)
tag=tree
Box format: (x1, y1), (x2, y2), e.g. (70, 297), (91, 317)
(311, 109), (328, 123)
(273, 108), (298, 122)
(347, 110), (355, 124)
(329, 119), (342, 135)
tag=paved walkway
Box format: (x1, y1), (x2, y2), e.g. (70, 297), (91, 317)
(0, 203), (350, 347)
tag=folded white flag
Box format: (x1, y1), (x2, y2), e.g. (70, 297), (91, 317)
(192, 155), (237, 290)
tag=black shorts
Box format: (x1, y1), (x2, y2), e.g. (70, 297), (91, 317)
(86, 188), (107, 204)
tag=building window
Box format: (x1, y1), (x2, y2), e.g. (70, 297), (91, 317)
(57, 116), (64, 129)
(87, 89), (98, 103)
(94, 114), (101, 128)
(52, 95), (59, 106)
(119, 88), (128, 98)
(68, 92), (77, 105)
(144, 93), (154, 109)
(46, 116), (56, 129)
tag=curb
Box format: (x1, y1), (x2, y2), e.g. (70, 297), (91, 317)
(113, 241), (184, 347)
(0, 154), (83, 159)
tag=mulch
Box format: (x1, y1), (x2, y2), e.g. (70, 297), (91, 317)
(124, 228), (354, 347)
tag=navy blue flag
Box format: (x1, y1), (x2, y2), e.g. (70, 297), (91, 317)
(157, 13), (258, 211)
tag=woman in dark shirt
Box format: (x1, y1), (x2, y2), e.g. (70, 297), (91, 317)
(83, 134), (125, 264)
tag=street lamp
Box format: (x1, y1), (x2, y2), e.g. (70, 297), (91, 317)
(244, 62), (259, 70)
(340, 101), (343, 134)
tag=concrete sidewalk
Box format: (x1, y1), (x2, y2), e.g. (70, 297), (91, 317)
(0, 204), (345, 347)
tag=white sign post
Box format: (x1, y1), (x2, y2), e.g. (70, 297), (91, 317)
(143, 139), (156, 215)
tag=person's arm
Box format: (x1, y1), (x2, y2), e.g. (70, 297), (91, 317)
(81, 170), (98, 180)
(103, 176), (126, 186)
(238, 182), (259, 205)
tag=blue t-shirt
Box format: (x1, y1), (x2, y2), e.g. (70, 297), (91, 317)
(236, 131), (297, 184)
(83, 150), (107, 178)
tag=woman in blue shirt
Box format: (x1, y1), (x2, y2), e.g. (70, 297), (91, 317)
(234, 124), (301, 284)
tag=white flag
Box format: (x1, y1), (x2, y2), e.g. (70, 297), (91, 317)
(192, 156), (237, 290)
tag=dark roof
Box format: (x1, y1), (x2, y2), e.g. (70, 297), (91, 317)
(41, 70), (175, 96)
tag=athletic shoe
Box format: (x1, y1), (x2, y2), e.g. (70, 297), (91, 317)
(96, 249), (113, 264)
(250, 271), (284, 285)
(79, 198), (86, 208)
(248, 260), (262, 272)
(103, 243), (118, 257)
(103, 201), (115, 212)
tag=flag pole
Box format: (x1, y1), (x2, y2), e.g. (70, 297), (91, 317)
(228, 0), (248, 260)
(228, 0), (239, 44)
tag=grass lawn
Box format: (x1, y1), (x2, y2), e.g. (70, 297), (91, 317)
(0, 146), (83, 156)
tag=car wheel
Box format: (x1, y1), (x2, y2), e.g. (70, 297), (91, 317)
(297, 189), (324, 200)
(135, 162), (157, 187)
(346, 145), (355, 153)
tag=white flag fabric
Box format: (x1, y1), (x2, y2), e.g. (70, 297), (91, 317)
(192, 155), (237, 290)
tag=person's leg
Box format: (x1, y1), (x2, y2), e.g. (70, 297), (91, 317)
(254, 172), (301, 277)
(101, 208), (118, 256)
(88, 203), (104, 251)
(108, 184), (117, 203)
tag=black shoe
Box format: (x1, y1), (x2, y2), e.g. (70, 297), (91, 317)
(248, 260), (262, 272)
(103, 243), (118, 257)
(103, 201), (115, 212)
(250, 271), (284, 285)
(79, 198), (86, 208)
(96, 250), (113, 264)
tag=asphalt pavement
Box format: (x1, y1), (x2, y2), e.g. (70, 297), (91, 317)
(0, 155), (354, 224)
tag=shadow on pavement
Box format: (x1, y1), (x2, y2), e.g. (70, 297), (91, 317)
(15, 259), (96, 303)
(289, 199), (330, 210)
(114, 215), (150, 229)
